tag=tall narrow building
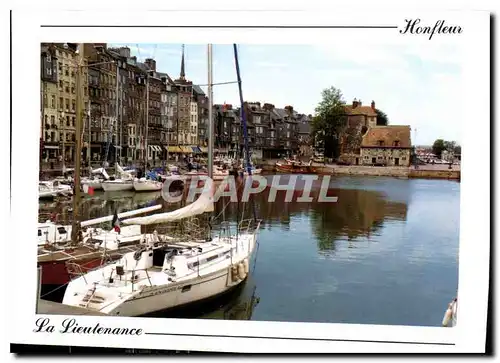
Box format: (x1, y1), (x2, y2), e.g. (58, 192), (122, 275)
(174, 44), (193, 146)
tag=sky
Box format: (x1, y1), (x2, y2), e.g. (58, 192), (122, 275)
(110, 43), (462, 146)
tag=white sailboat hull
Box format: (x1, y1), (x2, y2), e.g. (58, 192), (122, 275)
(62, 232), (259, 316)
(81, 179), (103, 190)
(102, 180), (134, 192)
(133, 179), (163, 192)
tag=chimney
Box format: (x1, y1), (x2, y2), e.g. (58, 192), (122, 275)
(352, 98), (359, 108)
(145, 58), (156, 72)
(371, 100), (376, 110)
(120, 47), (131, 59)
(285, 105), (294, 113)
(263, 103), (274, 111)
(358, 100), (362, 106)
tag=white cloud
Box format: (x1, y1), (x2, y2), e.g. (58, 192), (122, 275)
(255, 61), (287, 69)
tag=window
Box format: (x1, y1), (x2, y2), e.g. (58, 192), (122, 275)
(58, 62), (62, 73)
(393, 140), (400, 147)
(71, 100), (76, 111)
(51, 95), (56, 109)
(378, 140), (385, 147)
(51, 115), (55, 124)
(65, 99), (69, 110)
(46, 67), (52, 76)
(66, 116), (70, 127)
(72, 117), (75, 127)
(59, 80), (63, 89)
(65, 68), (69, 76)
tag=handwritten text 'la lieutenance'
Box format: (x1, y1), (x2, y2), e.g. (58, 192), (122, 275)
(400, 19), (463, 40)
(34, 318), (143, 335)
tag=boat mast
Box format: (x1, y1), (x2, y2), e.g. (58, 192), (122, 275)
(207, 44), (214, 180)
(233, 44), (257, 221)
(71, 43), (84, 243)
(144, 73), (149, 171)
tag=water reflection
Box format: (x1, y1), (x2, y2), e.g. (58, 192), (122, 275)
(37, 176), (460, 325)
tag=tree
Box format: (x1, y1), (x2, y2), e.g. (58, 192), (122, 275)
(454, 145), (461, 155)
(375, 109), (389, 126)
(311, 86), (348, 159)
(432, 139), (446, 158)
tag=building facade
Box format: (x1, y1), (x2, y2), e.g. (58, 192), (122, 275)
(40, 43), (59, 162)
(360, 125), (412, 166)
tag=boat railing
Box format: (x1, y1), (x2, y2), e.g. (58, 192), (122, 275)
(238, 219), (262, 234)
(66, 262), (88, 284)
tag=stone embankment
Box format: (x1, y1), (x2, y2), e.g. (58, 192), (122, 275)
(262, 160), (460, 180)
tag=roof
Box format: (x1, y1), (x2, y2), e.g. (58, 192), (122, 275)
(192, 85), (205, 96)
(361, 126), (411, 148)
(345, 105), (377, 117)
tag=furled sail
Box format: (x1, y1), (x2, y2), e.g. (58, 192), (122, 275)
(92, 167), (110, 180)
(122, 192), (214, 225)
(116, 163), (133, 179)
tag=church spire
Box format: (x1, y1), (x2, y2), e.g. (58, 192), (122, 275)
(180, 44), (185, 80)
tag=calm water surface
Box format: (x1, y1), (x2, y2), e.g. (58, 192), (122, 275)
(39, 176), (460, 326)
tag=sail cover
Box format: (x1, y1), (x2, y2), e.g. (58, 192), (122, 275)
(122, 193), (214, 225)
(116, 163), (133, 179)
(92, 167), (110, 180)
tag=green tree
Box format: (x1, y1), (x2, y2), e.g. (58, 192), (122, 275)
(375, 109), (389, 126)
(311, 86), (348, 159)
(432, 139), (446, 158)
(454, 145), (461, 155)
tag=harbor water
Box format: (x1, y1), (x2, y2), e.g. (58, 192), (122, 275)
(39, 175), (460, 327)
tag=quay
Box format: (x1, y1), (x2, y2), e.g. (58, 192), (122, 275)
(262, 160), (461, 180)
(37, 299), (107, 316)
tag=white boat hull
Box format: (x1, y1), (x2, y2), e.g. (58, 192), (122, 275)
(133, 179), (163, 192)
(102, 180), (134, 192)
(63, 232), (259, 316)
(81, 179), (103, 190)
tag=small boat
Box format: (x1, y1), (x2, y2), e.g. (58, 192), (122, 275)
(133, 178), (163, 192)
(275, 159), (317, 174)
(38, 180), (73, 199)
(102, 179), (134, 192)
(442, 297), (457, 327)
(81, 167), (110, 191)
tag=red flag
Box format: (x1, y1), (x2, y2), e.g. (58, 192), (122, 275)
(112, 210), (121, 234)
(87, 186), (94, 196)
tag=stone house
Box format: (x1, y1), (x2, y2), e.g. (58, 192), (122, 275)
(340, 98), (378, 155)
(360, 125), (412, 166)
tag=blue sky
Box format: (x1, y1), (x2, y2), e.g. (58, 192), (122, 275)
(111, 43), (462, 146)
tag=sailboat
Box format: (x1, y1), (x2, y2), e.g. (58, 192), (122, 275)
(102, 164), (135, 192)
(61, 44), (262, 316)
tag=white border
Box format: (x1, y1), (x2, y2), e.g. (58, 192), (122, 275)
(8, 7), (490, 354)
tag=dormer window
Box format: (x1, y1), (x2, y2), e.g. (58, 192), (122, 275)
(393, 140), (400, 147)
(378, 140), (385, 147)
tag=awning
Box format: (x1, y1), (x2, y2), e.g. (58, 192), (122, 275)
(200, 147), (208, 153)
(148, 145), (162, 152)
(167, 146), (183, 153)
(44, 145), (59, 150)
(191, 146), (202, 153)
(155, 145), (162, 152)
(180, 146), (192, 153)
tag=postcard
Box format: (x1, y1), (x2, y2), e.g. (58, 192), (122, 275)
(8, 6), (490, 354)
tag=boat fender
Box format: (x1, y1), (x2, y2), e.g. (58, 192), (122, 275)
(134, 250), (143, 261)
(243, 258), (249, 274)
(231, 266), (238, 281)
(237, 263), (246, 280)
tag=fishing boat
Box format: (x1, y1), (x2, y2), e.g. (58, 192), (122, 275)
(275, 158), (317, 174)
(61, 43), (262, 316)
